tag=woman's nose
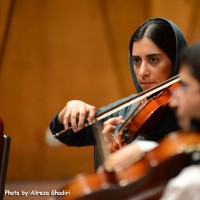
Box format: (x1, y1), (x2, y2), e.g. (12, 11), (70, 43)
(139, 62), (150, 77)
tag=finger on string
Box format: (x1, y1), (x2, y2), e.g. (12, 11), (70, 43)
(102, 124), (115, 137)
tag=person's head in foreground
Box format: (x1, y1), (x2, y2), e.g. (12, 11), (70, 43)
(170, 41), (200, 131)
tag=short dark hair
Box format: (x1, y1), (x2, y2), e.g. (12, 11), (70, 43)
(129, 18), (176, 64)
(180, 41), (200, 83)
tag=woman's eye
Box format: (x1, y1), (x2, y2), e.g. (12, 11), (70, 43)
(150, 57), (158, 63)
(132, 57), (141, 65)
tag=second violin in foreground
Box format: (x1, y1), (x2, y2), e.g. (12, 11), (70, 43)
(52, 131), (200, 200)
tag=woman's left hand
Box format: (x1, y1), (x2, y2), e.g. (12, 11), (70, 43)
(102, 116), (124, 153)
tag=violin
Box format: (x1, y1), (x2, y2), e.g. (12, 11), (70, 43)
(54, 75), (181, 141)
(113, 81), (180, 147)
(52, 131), (200, 200)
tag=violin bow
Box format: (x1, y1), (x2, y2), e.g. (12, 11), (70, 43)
(54, 74), (181, 138)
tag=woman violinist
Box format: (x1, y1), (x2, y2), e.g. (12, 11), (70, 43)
(50, 18), (188, 169)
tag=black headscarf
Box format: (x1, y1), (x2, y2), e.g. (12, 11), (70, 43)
(128, 18), (188, 93)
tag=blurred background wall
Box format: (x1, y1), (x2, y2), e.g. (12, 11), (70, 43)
(0, 0), (199, 181)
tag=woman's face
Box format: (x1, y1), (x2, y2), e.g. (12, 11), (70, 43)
(132, 38), (173, 91)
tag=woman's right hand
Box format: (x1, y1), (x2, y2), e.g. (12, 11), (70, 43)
(58, 100), (96, 132)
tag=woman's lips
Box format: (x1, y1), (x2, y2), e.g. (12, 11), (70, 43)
(140, 82), (156, 89)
